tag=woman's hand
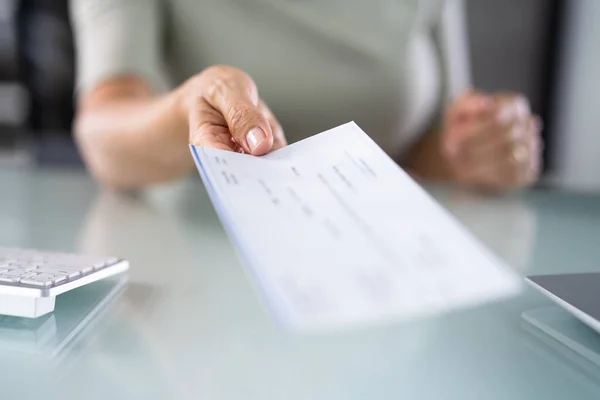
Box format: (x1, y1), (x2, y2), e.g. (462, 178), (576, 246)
(441, 91), (543, 191)
(180, 65), (287, 155)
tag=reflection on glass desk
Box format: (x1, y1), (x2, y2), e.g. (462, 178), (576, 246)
(523, 306), (600, 392)
(0, 276), (127, 363)
(3, 167), (600, 399)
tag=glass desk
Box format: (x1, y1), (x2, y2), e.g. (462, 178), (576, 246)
(1, 166), (600, 400)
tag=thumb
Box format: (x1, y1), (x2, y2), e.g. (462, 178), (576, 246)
(224, 101), (274, 155)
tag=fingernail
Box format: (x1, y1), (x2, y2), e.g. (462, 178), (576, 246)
(246, 127), (266, 152)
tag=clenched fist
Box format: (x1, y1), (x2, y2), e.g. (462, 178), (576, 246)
(442, 91), (543, 190)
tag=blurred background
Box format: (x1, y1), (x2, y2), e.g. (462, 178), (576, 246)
(0, 0), (598, 190)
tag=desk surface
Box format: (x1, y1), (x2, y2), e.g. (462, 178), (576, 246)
(1, 167), (600, 400)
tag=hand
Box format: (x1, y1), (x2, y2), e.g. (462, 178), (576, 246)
(181, 65), (287, 155)
(442, 91), (543, 191)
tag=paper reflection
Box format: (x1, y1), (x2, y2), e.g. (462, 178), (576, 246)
(429, 186), (538, 273)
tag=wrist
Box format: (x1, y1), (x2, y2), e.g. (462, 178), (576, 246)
(174, 68), (215, 124)
(173, 79), (194, 126)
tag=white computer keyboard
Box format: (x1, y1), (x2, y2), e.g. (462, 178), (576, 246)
(0, 248), (129, 318)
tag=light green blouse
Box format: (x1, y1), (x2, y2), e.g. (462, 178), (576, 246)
(70, 0), (470, 156)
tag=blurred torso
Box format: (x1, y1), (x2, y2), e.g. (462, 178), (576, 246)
(165, 0), (444, 154)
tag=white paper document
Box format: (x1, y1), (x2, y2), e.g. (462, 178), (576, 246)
(191, 122), (521, 330)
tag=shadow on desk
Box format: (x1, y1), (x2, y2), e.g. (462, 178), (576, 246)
(428, 185), (538, 274)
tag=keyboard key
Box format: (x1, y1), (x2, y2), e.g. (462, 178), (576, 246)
(93, 262), (106, 271)
(8, 263), (38, 271)
(93, 258), (118, 271)
(80, 266), (94, 276)
(2, 270), (37, 279)
(0, 276), (19, 284)
(52, 275), (68, 286)
(53, 270), (82, 280)
(19, 278), (53, 288)
(19, 273), (66, 288)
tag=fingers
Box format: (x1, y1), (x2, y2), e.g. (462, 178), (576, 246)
(198, 66), (274, 155)
(446, 92), (532, 146)
(449, 94), (530, 143)
(446, 90), (493, 129)
(449, 116), (542, 189)
(451, 90), (492, 116)
(493, 93), (531, 122)
(445, 118), (498, 156)
(456, 116), (535, 164)
(188, 96), (237, 151)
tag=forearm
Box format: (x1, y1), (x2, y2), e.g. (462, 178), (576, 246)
(75, 88), (192, 190)
(403, 126), (454, 182)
